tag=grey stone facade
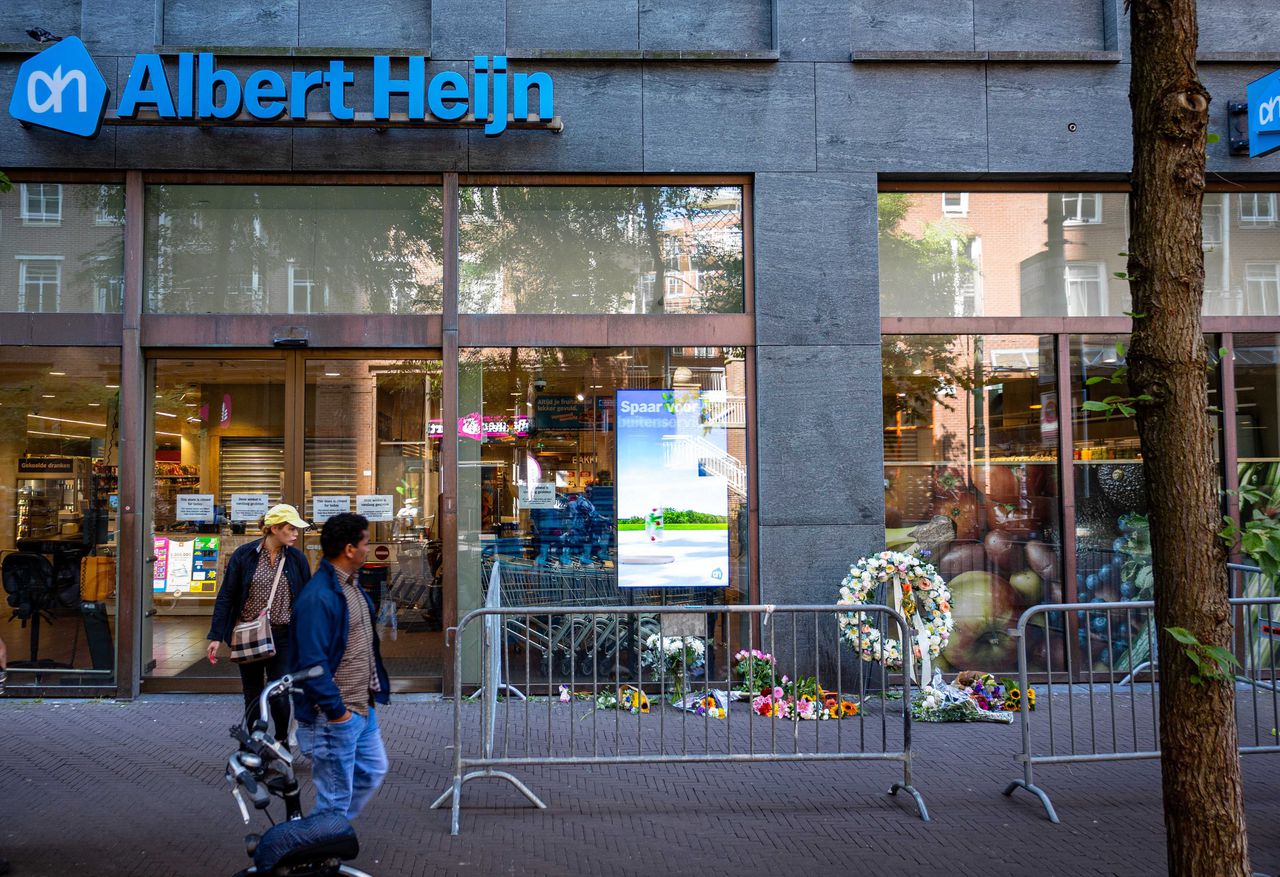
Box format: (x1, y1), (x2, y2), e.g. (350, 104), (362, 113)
(4, 0), (1280, 608)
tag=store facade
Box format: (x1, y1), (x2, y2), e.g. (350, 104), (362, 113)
(2, 2), (1280, 696)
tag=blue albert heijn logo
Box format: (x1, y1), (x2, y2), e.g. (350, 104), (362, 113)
(1247, 69), (1280, 159)
(9, 37), (110, 138)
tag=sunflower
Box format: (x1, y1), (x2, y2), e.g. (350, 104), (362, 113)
(841, 701), (859, 717)
(1007, 688), (1022, 702)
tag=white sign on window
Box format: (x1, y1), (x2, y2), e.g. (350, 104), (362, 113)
(312, 495), (351, 522)
(230, 493), (270, 522)
(517, 482), (556, 509)
(176, 494), (215, 521)
(356, 494), (394, 522)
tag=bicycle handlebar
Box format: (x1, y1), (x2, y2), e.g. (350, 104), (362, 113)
(253, 664), (324, 733)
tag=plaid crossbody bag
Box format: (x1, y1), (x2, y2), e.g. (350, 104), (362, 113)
(230, 555), (285, 664)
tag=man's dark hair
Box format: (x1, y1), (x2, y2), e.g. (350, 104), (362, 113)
(321, 513), (369, 560)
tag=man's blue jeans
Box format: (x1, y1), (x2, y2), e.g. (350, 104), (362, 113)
(297, 709), (388, 820)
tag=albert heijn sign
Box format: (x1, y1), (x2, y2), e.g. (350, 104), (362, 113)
(1247, 68), (1280, 158)
(8, 36), (559, 139)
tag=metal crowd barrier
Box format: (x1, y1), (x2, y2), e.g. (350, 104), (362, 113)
(1002, 587), (1280, 822)
(432, 603), (928, 835)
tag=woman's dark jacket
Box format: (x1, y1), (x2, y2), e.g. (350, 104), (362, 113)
(207, 539), (311, 643)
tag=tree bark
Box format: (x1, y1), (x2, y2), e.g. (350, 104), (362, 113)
(1127, 2), (1250, 874)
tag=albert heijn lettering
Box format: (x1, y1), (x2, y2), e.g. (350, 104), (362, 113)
(116, 54), (553, 136)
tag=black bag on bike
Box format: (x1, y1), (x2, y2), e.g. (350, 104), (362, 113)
(253, 812), (359, 873)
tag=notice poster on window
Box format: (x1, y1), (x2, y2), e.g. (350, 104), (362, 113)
(356, 495), (394, 522)
(176, 494), (215, 521)
(615, 389), (730, 588)
(312, 495), (351, 523)
(230, 493), (269, 523)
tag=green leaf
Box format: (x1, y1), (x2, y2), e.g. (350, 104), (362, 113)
(1082, 400), (1112, 412)
(1203, 645), (1241, 670)
(1116, 342), (1127, 359)
(1118, 404), (1136, 418)
(1166, 626), (1198, 645)
(1086, 376), (1107, 385)
(1190, 674), (1202, 685)
(1124, 311), (1147, 318)
(1114, 272), (1131, 280)
(1218, 347), (1229, 359)
(1207, 132), (1221, 144)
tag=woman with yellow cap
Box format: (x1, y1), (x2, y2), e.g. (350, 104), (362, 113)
(206, 503), (312, 743)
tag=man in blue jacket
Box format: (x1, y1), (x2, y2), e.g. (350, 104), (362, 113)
(292, 512), (391, 820)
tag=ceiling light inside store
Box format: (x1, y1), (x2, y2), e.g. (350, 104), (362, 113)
(912, 369), (922, 375)
(41, 394), (55, 398)
(616, 352), (632, 360)
(156, 431), (182, 438)
(105, 384), (119, 389)
(1029, 404), (1043, 410)
(156, 411), (177, 418)
(28, 429), (90, 440)
(576, 393), (585, 401)
(87, 403), (100, 407)
(325, 372), (341, 377)
(28, 414), (105, 429)
(48, 371), (65, 376)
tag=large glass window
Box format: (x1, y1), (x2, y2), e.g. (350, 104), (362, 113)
(0, 348), (120, 687)
(1070, 334), (1219, 671)
(881, 191), (1280, 317)
(457, 347), (750, 678)
(882, 335), (1060, 673)
(303, 357), (444, 680)
(144, 186), (444, 314)
(459, 187), (745, 314)
(0, 183), (124, 313)
(144, 358), (287, 679)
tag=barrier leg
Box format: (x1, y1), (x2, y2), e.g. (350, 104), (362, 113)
(431, 768), (548, 835)
(888, 780), (930, 822)
(1003, 773), (1060, 823)
(888, 758), (930, 822)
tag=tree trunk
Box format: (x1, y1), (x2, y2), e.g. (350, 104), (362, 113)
(1127, 2), (1250, 874)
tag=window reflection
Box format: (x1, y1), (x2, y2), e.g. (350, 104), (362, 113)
(459, 187), (745, 314)
(0, 183), (125, 313)
(881, 191), (1280, 317)
(144, 185), (444, 314)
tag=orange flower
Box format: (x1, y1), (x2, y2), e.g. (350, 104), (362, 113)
(841, 701), (858, 717)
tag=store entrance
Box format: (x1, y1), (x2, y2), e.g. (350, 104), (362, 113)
(140, 351), (445, 690)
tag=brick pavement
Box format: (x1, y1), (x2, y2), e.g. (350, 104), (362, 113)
(0, 693), (1277, 877)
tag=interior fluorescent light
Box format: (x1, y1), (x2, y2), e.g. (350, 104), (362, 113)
(28, 429), (91, 440)
(324, 372), (341, 377)
(105, 384), (120, 389)
(28, 414), (106, 428)
(41, 394), (55, 398)
(48, 371), (65, 376)
(156, 411), (177, 418)
(156, 430), (182, 438)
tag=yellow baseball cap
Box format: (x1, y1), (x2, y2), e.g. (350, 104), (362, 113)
(263, 503), (309, 530)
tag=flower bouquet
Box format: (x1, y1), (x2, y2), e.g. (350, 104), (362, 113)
(641, 634), (706, 702)
(909, 670), (1036, 723)
(750, 675), (859, 721)
(593, 685), (650, 713)
(731, 649), (777, 699)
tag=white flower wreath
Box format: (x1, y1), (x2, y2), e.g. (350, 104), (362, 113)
(837, 550), (954, 675)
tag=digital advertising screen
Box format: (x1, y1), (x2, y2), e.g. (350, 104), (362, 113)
(615, 389), (730, 588)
